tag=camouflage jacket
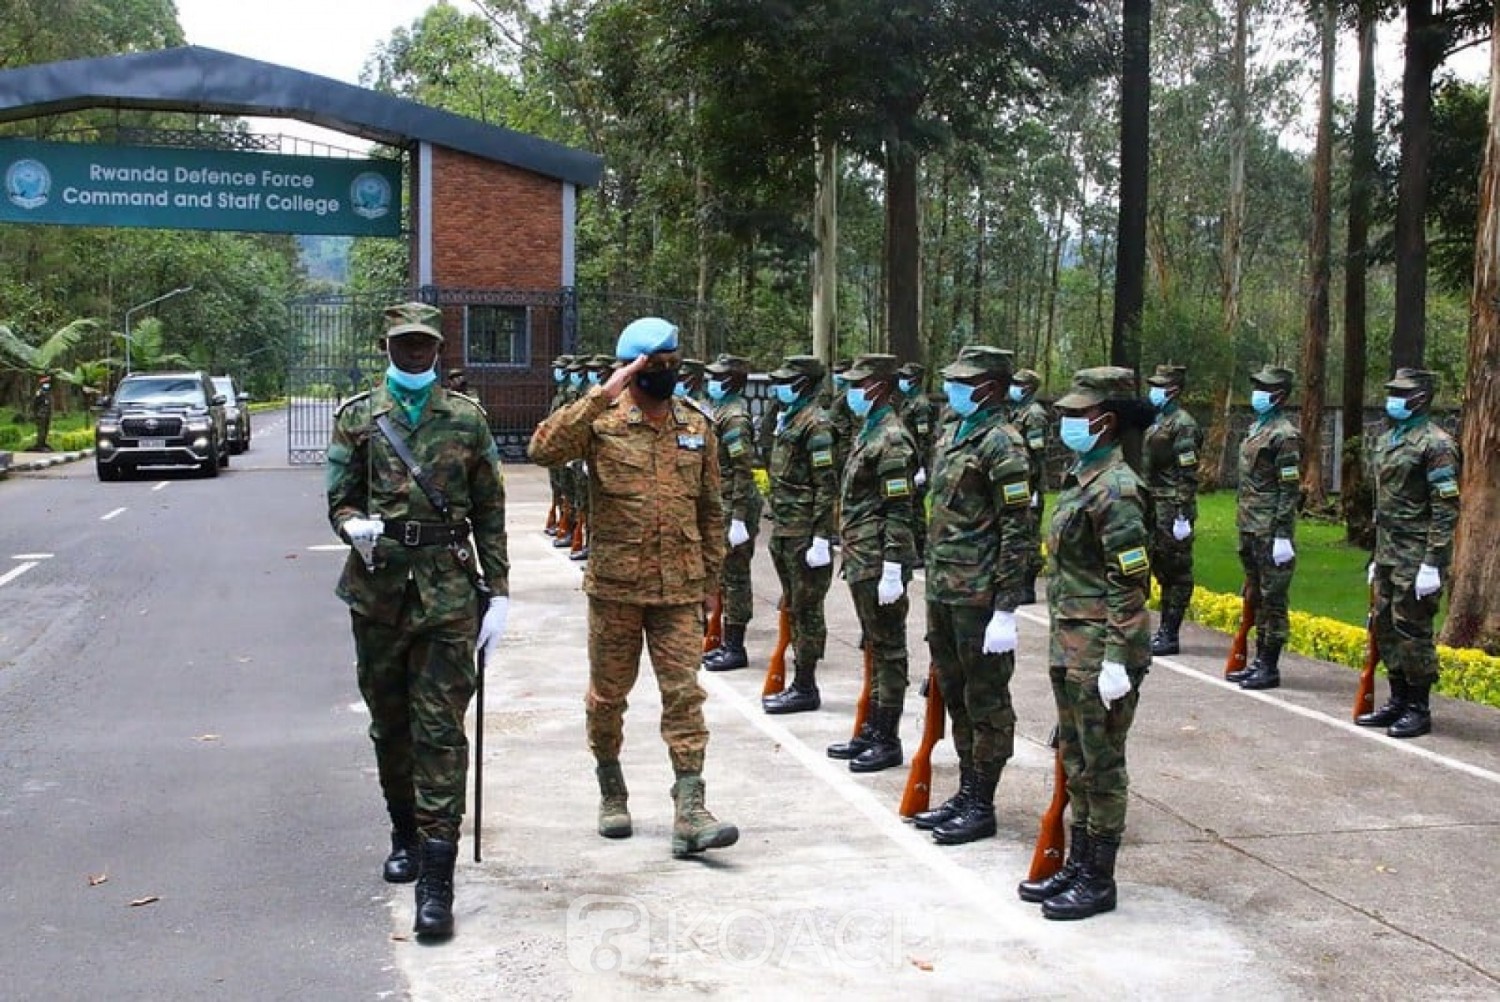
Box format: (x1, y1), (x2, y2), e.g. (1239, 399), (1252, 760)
(828, 394), (857, 472)
(712, 394), (764, 525)
(1047, 445), (1152, 670)
(839, 405), (918, 583)
(768, 398), (838, 541)
(327, 384), (509, 628)
(1374, 417), (1461, 571)
(756, 401), (780, 468)
(1010, 398), (1050, 495)
(899, 392), (935, 469)
(927, 408), (1033, 610)
(528, 387), (725, 604)
(548, 381), (573, 414)
(1143, 404), (1204, 521)
(1236, 411), (1301, 538)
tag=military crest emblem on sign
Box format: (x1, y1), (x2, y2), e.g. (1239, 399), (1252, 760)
(349, 171), (392, 220)
(5, 158), (51, 210)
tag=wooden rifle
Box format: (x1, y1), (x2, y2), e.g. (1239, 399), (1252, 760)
(703, 590), (724, 654)
(849, 641), (875, 737)
(1354, 579), (1379, 720)
(1026, 725), (1069, 882)
(544, 500), (558, 535)
(899, 668), (945, 817)
(761, 601), (792, 697)
(1225, 581), (1258, 677)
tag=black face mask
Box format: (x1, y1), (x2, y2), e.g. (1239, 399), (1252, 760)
(635, 366), (679, 401)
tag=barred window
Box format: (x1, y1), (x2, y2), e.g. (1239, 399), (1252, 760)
(464, 304), (530, 368)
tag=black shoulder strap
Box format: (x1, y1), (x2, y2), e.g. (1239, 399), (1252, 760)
(375, 413), (449, 517)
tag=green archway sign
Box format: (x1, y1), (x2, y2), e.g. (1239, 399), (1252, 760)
(0, 138), (401, 237)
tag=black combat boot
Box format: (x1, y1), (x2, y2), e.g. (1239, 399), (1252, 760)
(1355, 678), (1408, 728)
(912, 767), (974, 830)
(827, 704), (878, 760)
(1387, 681), (1432, 738)
(1018, 823), (1090, 903)
(596, 762), (632, 839)
(413, 837), (459, 940)
(1226, 638), (1263, 684)
(1042, 832), (1120, 921)
(702, 624), (749, 672)
(383, 807), (420, 884)
(850, 705), (904, 773)
(762, 661), (821, 714)
(1150, 603), (1184, 657)
(932, 768), (999, 845)
(1239, 641), (1282, 690)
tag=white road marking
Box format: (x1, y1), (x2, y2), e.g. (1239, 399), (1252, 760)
(1013, 607), (1500, 789)
(0, 562), (38, 589)
(11, 553), (53, 560)
(152, 482), (169, 492)
(100, 507), (127, 521)
(308, 544), (350, 553)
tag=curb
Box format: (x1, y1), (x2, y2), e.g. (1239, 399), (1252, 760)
(0, 448), (94, 476)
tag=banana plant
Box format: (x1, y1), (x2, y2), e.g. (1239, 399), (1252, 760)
(0, 318), (98, 378)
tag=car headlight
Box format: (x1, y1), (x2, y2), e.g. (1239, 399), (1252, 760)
(186, 419), (211, 432)
(97, 422), (119, 435)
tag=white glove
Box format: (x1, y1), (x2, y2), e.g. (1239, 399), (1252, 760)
(982, 610), (1018, 654)
(1367, 562), (1376, 585)
(914, 467), (927, 488)
(580, 461), (589, 478)
(876, 561), (904, 605)
(343, 517), (384, 543)
(1271, 537), (1295, 565)
(477, 596), (509, 658)
(805, 537), (832, 568)
(1415, 563), (1442, 599)
(1172, 516), (1192, 542)
(728, 519), (750, 547)
(1099, 660), (1132, 708)
(1031, 492), (1041, 509)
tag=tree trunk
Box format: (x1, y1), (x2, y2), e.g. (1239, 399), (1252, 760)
(812, 139), (839, 368)
(971, 178), (986, 340)
(694, 157), (713, 361)
(885, 131), (922, 364)
(1113, 0), (1151, 374)
(1342, 2), (1378, 548)
(1393, 0), (1440, 373)
(1042, 132), (1073, 381)
(1440, 5), (1500, 654)
(1298, 0), (1336, 510)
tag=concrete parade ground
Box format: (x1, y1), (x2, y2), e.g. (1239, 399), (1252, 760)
(402, 464), (1500, 1001)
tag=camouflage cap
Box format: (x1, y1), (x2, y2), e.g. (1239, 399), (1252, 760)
(942, 345), (1014, 381)
(1055, 366), (1138, 410)
(705, 353), (751, 377)
(1249, 364), (1295, 389)
(1147, 364), (1188, 388)
(383, 301), (443, 342)
(552, 354), (575, 367)
(1012, 368), (1041, 387)
(844, 353), (899, 382)
(680, 358), (707, 379)
(446, 368), (466, 380)
(1385, 367), (1436, 395)
(832, 358), (853, 374)
(587, 353), (616, 370)
(897, 361), (926, 380)
(564, 355), (588, 372)
(769, 355), (826, 381)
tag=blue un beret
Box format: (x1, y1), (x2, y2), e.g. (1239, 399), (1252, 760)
(615, 316), (680, 361)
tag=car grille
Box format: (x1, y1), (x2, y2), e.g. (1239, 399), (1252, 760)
(122, 416), (185, 438)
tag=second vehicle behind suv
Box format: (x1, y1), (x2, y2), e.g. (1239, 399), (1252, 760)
(212, 375), (252, 454)
(95, 371), (229, 480)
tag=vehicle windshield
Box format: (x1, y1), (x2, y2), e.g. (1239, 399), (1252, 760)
(212, 378), (235, 398)
(116, 377), (206, 406)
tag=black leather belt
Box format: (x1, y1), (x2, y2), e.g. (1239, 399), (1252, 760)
(381, 519), (470, 547)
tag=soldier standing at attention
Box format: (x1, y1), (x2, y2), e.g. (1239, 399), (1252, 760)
(327, 302), (510, 941)
(897, 362), (934, 564)
(761, 356), (839, 714)
(528, 317), (738, 857)
(915, 346), (1033, 846)
(701, 354), (763, 672)
(676, 358), (708, 406)
(825, 354), (918, 773)
(1008, 369), (1050, 604)
(1143, 365), (1204, 656)
(545, 355), (576, 537)
(828, 358), (856, 475)
(1357, 368), (1460, 738)
(555, 357), (589, 551)
(1228, 365), (1301, 691)
(1016, 367), (1151, 921)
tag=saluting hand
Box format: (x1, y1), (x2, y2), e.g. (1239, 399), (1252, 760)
(601, 354), (647, 401)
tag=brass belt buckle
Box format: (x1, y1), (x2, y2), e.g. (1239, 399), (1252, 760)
(402, 520), (422, 546)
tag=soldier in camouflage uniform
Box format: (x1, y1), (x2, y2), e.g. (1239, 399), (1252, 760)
(528, 317), (738, 858)
(761, 356), (840, 714)
(825, 354), (918, 773)
(676, 358), (708, 406)
(897, 362), (934, 564)
(566, 354), (618, 562)
(1008, 368), (1050, 604)
(1356, 368), (1460, 739)
(1143, 365), (1204, 656)
(554, 357), (589, 550)
(914, 347), (1033, 846)
(546, 355), (576, 537)
(828, 358), (856, 476)
(1229, 365), (1302, 691)
(327, 302), (511, 940)
(701, 354), (764, 672)
(1015, 367), (1152, 921)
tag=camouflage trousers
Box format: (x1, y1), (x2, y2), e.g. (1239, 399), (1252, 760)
(586, 598), (709, 776)
(549, 464), (571, 510)
(848, 579), (909, 707)
(1150, 513), (1194, 612)
(1025, 494), (1046, 579)
(769, 535), (833, 665)
(912, 485), (929, 559)
(926, 601), (1016, 771)
(1238, 533), (1295, 648)
(1374, 565), (1441, 686)
(721, 519), (759, 626)
(1049, 662), (1144, 839)
(351, 603), (478, 842)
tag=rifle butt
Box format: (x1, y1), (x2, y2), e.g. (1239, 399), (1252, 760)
(1224, 584), (1255, 677)
(1026, 738), (1068, 882)
(703, 592), (724, 654)
(761, 604), (792, 697)
(898, 671), (944, 817)
(850, 643), (874, 737)
(544, 501), (558, 534)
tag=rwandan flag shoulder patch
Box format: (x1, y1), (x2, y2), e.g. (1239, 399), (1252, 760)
(812, 449), (834, 468)
(1002, 481), (1030, 506)
(1177, 450), (1198, 467)
(1279, 465), (1300, 483)
(1434, 477), (1460, 499)
(883, 477), (911, 498)
(1116, 546), (1150, 576)
(727, 438), (747, 457)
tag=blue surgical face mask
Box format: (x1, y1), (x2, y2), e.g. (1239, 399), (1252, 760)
(833, 375), (848, 392)
(944, 380), (979, 418)
(775, 383), (799, 406)
(587, 371), (601, 386)
(707, 379), (729, 402)
(1385, 396), (1413, 421)
(1250, 389), (1275, 414)
(553, 367), (565, 383)
(673, 381), (690, 398)
(1148, 386), (1169, 409)
(1008, 385), (1025, 403)
(899, 378), (915, 394)
(569, 371), (583, 388)
(847, 385), (874, 418)
(1059, 415), (1102, 454)
(386, 362), (437, 392)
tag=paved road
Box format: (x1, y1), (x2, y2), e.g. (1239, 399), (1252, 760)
(4, 421), (1499, 1000)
